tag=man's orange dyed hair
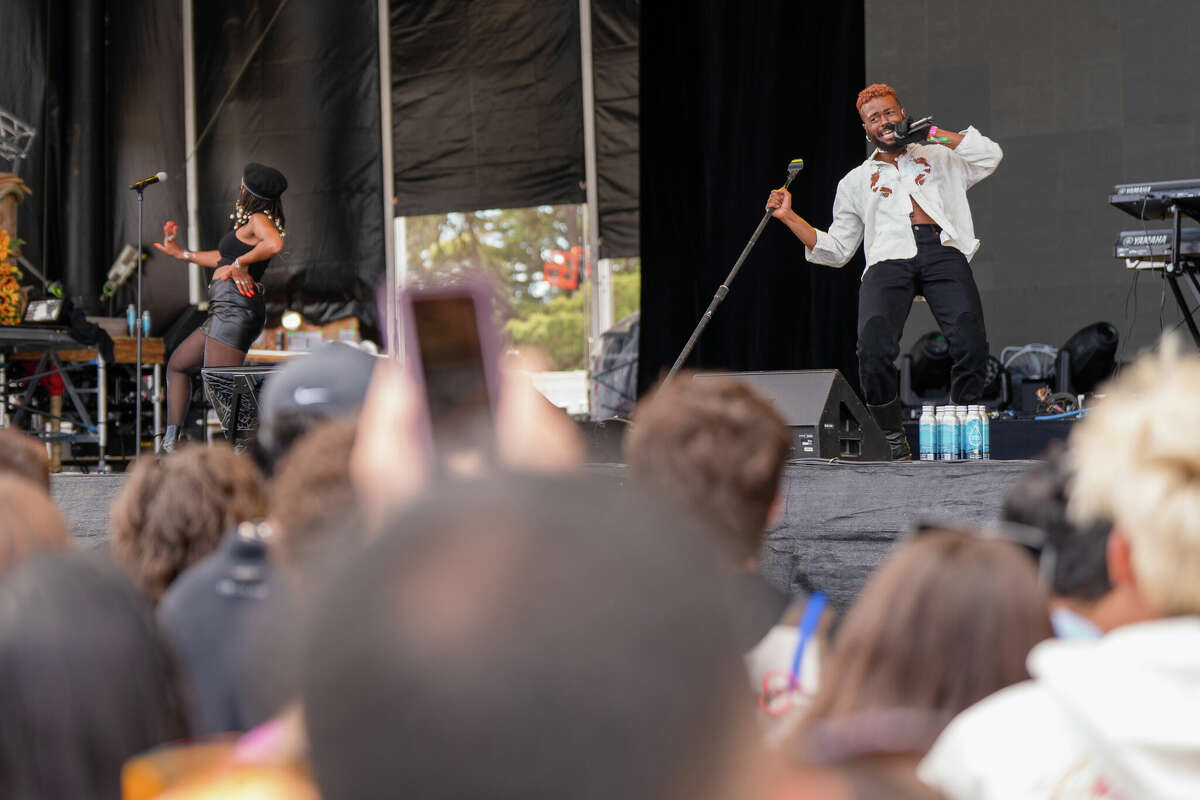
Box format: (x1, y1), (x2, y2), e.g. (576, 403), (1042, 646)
(856, 83), (899, 112)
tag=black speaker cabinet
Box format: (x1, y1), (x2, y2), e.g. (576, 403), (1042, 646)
(693, 370), (892, 461)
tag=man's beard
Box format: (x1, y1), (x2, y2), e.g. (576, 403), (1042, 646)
(869, 129), (905, 154)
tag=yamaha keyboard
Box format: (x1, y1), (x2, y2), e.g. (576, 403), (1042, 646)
(1114, 227), (1200, 262)
(1110, 179), (1200, 221)
(1110, 179), (1200, 348)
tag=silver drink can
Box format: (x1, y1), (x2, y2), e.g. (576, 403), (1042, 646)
(964, 405), (984, 460)
(918, 404), (937, 461)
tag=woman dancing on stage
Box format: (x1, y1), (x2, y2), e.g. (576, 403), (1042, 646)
(154, 162), (287, 452)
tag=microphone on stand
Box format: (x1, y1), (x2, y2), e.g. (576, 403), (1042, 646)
(129, 171), (167, 191)
(128, 169), (167, 457)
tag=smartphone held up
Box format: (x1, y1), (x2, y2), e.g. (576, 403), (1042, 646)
(395, 281), (503, 475)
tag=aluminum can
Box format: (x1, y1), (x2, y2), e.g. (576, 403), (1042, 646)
(141, 309), (151, 337)
(125, 304), (137, 336)
(937, 406), (959, 461)
(952, 406), (967, 459)
(918, 404), (937, 461)
(980, 405), (991, 460)
(964, 405), (984, 460)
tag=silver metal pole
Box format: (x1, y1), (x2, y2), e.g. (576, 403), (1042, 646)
(96, 356), (107, 472)
(579, 0), (611, 353)
(378, 0), (398, 357)
(0, 353), (7, 428)
(135, 191), (144, 455)
(183, 0), (202, 304)
(153, 363), (163, 451)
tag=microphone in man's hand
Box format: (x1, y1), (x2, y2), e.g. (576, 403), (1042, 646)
(129, 171), (167, 191)
(886, 116), (934, 146)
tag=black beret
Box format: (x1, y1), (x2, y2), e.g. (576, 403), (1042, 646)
(243, 162), (288, 200)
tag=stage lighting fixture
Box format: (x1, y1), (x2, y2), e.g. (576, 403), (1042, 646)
(1059, 322), (1118, 393)
(281, 310), (302, 331)
(908, 331), (952, 395)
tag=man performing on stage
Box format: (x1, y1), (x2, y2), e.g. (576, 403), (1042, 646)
(766, 83), (1002, 460)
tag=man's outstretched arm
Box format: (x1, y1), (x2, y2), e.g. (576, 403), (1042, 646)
(767, 183), (863, 268)
(766, 187), (819, 249)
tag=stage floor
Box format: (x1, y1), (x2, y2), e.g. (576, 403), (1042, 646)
(55, 459), (1034, 611)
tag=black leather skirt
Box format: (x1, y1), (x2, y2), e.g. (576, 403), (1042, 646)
(202, 277), (266, 352)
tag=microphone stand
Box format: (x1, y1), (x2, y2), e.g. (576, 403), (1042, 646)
(665, 159), (804, 383)
(135, 187), (144, 457)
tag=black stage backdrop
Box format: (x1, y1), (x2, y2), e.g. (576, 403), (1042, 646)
(194, 0), (385, 330)
(639, 0), (866, 395)
(106, 0), (189, 330)
(593, 0), (639, 258)
(0, 0), (56, 288)
(389, 0), (586, 216)
(865, 1), (1200, 362)
(0, 0), (122, 311)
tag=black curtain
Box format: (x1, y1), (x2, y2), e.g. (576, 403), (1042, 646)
(389, 0), (585, 217)
(0, 1), (45, 271)
(2, 0), (189, 325)
(194, 0), (385, 329)
(593, 0), (638, 258)
(638, 0), (865, 396)
(1, 0), (71, 300)
(106, 0), (189, 329)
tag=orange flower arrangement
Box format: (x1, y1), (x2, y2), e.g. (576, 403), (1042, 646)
(0, 229), (25, 325)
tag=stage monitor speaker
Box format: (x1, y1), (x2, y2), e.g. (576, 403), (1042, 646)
(693, 370), (892, 461)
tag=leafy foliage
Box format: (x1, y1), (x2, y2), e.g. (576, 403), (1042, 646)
(402, 205), (640, 370)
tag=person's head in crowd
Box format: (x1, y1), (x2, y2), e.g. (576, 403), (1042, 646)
(1001, 443), (1113, 637)
(0, 553), (188, 799)
(1069, 336), (1200, 627)
(625, 374), (791, 566)
(0, 426), (50, 489)
(269, 417), (362, 574)
(230, 419), (367, 732)
(251, 342), (377, 475)
(0, 475), (71, 570)
(111, 444), (268, 600)
(794, 530), (1052, 764)
(302, 474), (768, 800)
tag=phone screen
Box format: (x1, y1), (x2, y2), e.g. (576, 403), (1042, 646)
(411, 295), (494, 463)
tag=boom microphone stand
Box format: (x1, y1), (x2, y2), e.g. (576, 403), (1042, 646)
(665, 158), (804, 383)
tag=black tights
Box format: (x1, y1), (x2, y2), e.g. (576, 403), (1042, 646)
(166, 328), (247, 427)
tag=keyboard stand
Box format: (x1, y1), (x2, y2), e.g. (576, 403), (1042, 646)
(1164, 203), (1200, 348)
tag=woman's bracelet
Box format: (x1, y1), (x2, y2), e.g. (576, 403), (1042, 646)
(182, 250), (194, 262)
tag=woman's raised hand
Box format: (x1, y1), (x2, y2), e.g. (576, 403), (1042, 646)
(153, 220), (184, 258)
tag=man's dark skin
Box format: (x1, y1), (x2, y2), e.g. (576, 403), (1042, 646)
(766, 93), (965, 234)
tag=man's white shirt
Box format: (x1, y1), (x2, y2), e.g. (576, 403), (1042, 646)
(804, 126), (1003, 276)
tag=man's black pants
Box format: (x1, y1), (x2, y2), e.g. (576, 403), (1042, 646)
(857, 224), (989, 406)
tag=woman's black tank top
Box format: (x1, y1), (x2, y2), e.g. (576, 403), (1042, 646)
(218, 230), (269, 282)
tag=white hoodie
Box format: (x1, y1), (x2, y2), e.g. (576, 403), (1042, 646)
(918, 617), (1200, 800)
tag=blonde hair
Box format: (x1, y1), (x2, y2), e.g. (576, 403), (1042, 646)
(1069, 336), (1200, 615)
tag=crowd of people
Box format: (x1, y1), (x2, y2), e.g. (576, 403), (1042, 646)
(1, 332), (1199, 800)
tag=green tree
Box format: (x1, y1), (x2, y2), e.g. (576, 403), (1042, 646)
(504, 265), (640, 370)
(401, 205), (639, 371)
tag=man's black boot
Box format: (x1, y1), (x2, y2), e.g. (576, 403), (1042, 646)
(867, 397), (911, 461)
